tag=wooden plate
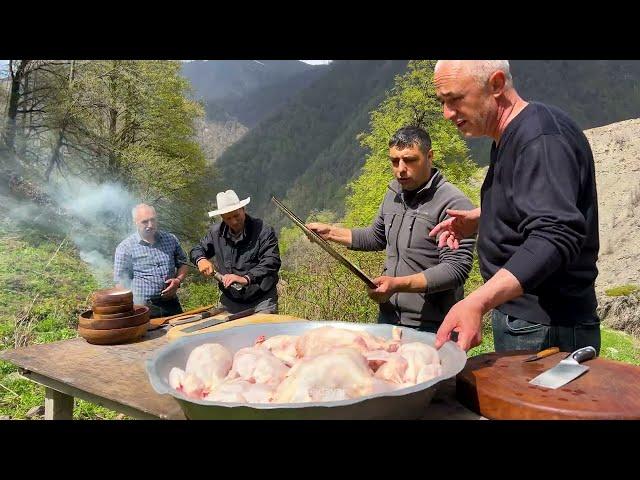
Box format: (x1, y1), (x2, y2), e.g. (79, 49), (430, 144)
(78, 322), (149, 345)
(79, 306), (149, 330)
(92, 303), (134, 315)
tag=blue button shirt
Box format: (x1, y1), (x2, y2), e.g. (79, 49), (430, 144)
(113, 230), (188, 305)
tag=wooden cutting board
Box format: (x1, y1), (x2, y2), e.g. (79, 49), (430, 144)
(456, 351), (640, 420)
(166, 313), (306, 342)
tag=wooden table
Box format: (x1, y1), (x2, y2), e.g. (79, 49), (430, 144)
(0, 327), (484, 420)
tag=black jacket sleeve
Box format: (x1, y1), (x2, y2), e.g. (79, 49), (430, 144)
(504, 134), (587, 291)
(189, 228), (216, 266)
(245, 226), (282, 289)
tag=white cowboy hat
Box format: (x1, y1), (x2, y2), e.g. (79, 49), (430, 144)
(208, 190), (251, 217)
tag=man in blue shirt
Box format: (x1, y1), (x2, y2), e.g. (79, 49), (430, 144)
(114, 203), (189, 318)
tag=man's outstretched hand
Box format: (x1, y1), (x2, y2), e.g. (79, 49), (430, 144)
(429, 208), (480, 250)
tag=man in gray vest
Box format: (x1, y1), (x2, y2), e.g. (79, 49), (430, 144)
(307, 126), (476, 332)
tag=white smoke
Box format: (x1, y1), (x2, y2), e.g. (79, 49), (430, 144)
(78, 249), (117, 287)
(0, 163), (140, 287)
(45, 178), (140, 287)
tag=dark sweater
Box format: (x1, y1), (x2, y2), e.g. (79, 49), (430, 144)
(478, 102), (599, 326)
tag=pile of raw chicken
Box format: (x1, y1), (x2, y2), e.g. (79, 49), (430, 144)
(168, 326), (442, 404)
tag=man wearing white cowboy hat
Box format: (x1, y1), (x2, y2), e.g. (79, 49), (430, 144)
(189, 189), (281, 313)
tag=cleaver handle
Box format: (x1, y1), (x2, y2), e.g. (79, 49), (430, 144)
(570, 346), (597, 363)
(213, 272), (243, 291)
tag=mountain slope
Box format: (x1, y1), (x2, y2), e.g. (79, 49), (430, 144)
(181, 60), (327, 125)
(467, 60), (640, 165)
(214, 60), (409, 226)
(586, 118), (640, 294)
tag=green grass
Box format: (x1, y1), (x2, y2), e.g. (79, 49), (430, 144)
(600, 328), (640, 365)
(0, 226), (124, 420)
(179, 279), (220, 311)
(0, 224), (223, 420)
(605, 284), (640, 297)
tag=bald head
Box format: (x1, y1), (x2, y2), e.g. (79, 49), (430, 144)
(435, 60), (513, 89)
(132, 203), (156, 221)
(132, 203), (158, 242)
(434, 60), (525, 142)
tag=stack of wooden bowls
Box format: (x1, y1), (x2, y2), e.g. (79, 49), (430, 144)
(78, 288), (150, 345)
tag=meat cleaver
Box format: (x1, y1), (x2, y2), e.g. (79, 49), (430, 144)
(529, 346), (597, 389)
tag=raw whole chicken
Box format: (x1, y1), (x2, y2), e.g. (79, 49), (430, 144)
(255, 334), (299, 366)
(169, 367), (207, 399)
(373, 342), (442, 386)
(273, 347), (392, 403)
(295, 326), (402, 358)
(227, 346), (289, 387)
(167, 326), (441, 405)
(185, 343), (233, 391)
(397, 342), (442, 383)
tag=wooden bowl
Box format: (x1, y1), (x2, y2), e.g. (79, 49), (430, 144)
(79, 306), (149, 330)
(78, 322), (149, 345)
(92, 288), (133, 307)
(92, 309), (135, 320)
(92, 303), (134, 315)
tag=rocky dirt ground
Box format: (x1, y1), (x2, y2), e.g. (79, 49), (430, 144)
(585, 118), (640, 296)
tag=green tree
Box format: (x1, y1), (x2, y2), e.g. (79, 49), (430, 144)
(21, 60), (208, 241)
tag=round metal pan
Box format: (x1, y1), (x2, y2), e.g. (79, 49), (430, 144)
(146, 321), (467, 420)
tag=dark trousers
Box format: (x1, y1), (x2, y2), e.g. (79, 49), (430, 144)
(491, 309), (601, 354)
(146, 296), (183, 319)
(219, 289), (278, 315)
(377, 308), (456, 340)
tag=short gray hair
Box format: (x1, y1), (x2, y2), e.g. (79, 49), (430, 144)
(436, 60), (513, 88)
(131, 203), (156, 221)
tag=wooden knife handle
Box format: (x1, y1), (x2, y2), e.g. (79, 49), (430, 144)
(150, 304), (216, 326)
(536, 347), (560, 359)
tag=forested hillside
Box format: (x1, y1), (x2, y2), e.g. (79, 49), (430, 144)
(182, 60), (327, 126)
(215, 60), (409, 227)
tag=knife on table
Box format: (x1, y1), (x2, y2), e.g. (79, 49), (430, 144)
(179, 306), (259, 334)
(169, 306), (228, 326)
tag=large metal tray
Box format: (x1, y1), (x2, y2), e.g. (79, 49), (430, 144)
(146, 321), (467, 419)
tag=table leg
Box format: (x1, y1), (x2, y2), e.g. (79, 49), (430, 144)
(44, 387), (74, 420)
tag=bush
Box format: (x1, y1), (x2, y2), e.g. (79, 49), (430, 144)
(605, 284), (640, 297)
(278, 232), (382, 322)
(179, 274), (221, 311)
